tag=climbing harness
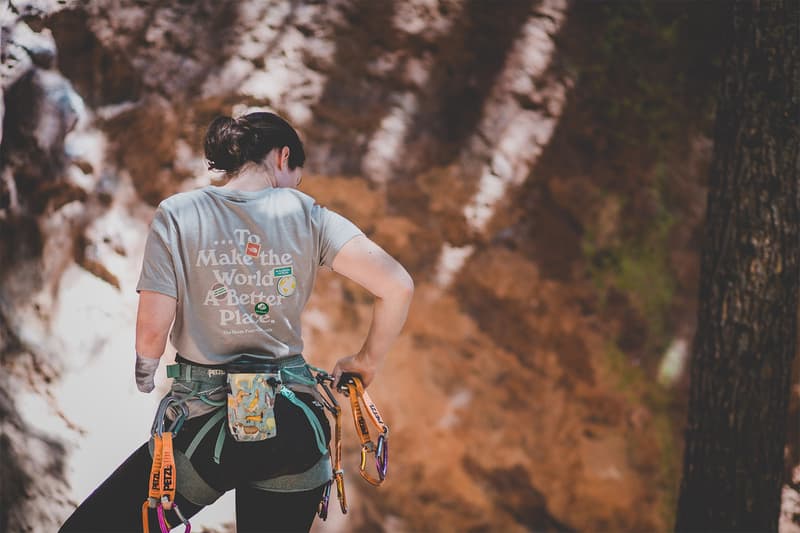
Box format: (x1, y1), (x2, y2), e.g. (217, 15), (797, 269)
(162, 356), (328, 464)
(142, 396), (191, 533)
(337, 374), (389, 486)
(142, 356), (390, 527)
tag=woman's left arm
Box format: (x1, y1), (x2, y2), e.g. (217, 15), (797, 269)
(134, 290), (177, 392)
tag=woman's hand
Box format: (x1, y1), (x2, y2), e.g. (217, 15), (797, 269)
(135, 353), (160, 393)
(332, 353), (380, 389)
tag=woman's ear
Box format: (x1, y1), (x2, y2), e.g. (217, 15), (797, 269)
(278, 146), (290, 170)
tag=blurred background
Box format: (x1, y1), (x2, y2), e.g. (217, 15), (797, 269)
(0, 0), (797, 531)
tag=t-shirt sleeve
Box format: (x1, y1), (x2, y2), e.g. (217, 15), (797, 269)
(136, 206), (178, 299)
(314, 204), (364, 268)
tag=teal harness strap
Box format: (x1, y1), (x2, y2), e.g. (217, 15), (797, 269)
(185, 408), (226, 460)
(199, 396), (226, 407)
(182, 408), (227, 465)
(213, 419), (226, 464)
(170, 380), (226, 411)
(280, 388), (328, 455)
(280, 367), (317, 387)
(304, 363), (327, 375)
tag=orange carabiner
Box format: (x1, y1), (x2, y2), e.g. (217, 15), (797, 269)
(339, 375), (389, 487)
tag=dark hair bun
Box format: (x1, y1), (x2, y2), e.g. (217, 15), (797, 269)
(204, 112), (306, 173)
(204, 116), (250, 171)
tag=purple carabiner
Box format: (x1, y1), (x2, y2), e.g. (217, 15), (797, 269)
(156, 505), (170, 533)
(375, 434), (388, 480)
(318, 480), (332, 520)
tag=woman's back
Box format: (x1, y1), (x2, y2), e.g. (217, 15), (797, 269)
(138, 186), (362, 364)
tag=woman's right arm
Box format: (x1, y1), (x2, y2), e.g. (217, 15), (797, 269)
(330, 235), (414, 387)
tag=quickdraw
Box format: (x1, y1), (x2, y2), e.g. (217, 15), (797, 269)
(309, 369), (390, 521)
(313, 372), (348, 519)
(143, 396), (191, 533)
(337, 374), (389, 487)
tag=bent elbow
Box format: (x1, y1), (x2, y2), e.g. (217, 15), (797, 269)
(395, 270), (415, 300)
(377, 268), (414, 302)
(402, 271), (415, 295)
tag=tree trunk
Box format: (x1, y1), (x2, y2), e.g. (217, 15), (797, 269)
(675, 1), (800, 532)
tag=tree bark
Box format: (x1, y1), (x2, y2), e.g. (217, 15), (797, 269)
(675, 1), (800, 532)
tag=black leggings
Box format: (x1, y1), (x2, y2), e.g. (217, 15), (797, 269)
(60, 392), (330, 533)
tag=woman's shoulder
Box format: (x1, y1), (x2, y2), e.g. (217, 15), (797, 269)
(156, 188), (213, 213)
(273, 188), (323, 213)
(280, 187), (316, 203)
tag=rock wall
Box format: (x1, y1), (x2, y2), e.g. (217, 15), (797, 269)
(1, 1), (797, 532)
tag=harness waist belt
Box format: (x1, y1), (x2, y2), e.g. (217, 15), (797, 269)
(166, 364), (226, 384)
(167, 354), (309, 385)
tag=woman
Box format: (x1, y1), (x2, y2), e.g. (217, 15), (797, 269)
(60, 112), (414, 532)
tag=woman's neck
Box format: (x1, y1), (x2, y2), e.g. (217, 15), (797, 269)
(222, 163), (276, 191)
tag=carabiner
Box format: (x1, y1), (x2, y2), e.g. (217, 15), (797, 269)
(315, 374), (341, 416)
(334, 470), (348, 514)
(151, 396), (189, 437)
(173, 503), (191, 532)
(358, 444), (384, 487)
(156, 502), (191, 533)
(318, 479), (332, 520)
(376, 433), (388, 481)
(156, 505), (170, 532)
(336, 374), (354, 396)
(168, 405), (188, 435)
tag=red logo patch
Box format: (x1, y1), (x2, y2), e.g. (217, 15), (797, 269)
(246, 242), (261, 257)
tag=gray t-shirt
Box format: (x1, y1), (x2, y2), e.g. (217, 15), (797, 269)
(136, 186), (363, 365)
